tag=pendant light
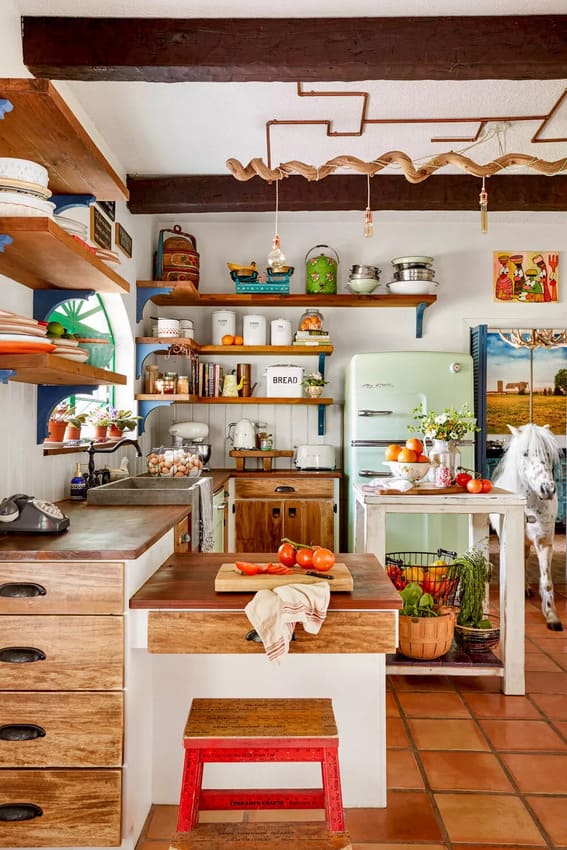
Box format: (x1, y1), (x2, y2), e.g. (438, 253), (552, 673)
(267, 176), (286, 271)
(479, 177), (488, 233)
(363, 174), (373, 237)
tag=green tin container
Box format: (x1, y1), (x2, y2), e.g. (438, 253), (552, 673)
(305, 244), (339, 294)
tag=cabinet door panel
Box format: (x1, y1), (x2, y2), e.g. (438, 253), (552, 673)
(0, 562), (123, 615)
(234, 501), (282, 552)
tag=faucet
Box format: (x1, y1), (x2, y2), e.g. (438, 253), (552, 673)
(84, 438), (143, 490)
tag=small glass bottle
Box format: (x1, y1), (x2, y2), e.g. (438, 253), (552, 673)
(177, 375), (189, 394)
(70, 462), (87, 500)
(144, 364), (160, 394)
(156, 372), (177, 394)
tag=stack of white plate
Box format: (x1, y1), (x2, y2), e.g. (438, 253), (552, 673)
(386, 256), (439, 295)
(51, 338), (89, 362)
(54, 214), (88, 240)
(0, 157), (55, 217)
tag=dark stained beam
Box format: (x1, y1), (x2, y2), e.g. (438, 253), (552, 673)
(127, 174), (567, 214)
(23, 16), (567, 82)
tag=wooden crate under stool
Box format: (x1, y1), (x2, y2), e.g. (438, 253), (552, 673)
(176, 698), (347, 835)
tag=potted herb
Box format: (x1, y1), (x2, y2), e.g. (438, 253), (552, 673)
(397, 582), (456, 660)
(301, 370), (329, 399)
(453, 548), (500, 652)
(62, 408), (88, 442)
(107, 408), (142, 439)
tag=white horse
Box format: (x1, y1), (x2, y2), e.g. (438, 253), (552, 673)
(492, 423), (562, 631)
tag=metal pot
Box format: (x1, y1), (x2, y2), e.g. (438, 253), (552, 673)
(350, 264), (381, 279)
(393, 268), (435, 281)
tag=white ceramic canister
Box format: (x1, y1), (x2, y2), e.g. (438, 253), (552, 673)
(271, 318), (292, 346)
(243, 314), (267, 346)
(179, 319), (194, 339)
(157, 317), (180, 337)
(211, 310), (236, 345)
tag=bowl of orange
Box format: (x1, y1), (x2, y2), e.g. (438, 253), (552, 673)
(383, 439), (432, 483)
(385, 460), (432, 483)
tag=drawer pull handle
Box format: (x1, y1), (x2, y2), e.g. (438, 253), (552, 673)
(0, 582), (46, 598)
(275, 485), (295, 493)
(0, 724), (46, 741)
(0, 647), (46, 663)
(0, 803), (43, 821)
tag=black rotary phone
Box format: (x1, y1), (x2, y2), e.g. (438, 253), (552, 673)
(0, 494), (70, 534)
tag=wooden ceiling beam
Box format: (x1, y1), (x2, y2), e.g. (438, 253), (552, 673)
(126, 174), (567, 214)
(23, 16), (567, 82)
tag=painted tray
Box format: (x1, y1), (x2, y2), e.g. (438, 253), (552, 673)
(215, 562), (353, 592)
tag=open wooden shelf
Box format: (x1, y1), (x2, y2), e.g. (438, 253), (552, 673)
(135, 394), (333, 405)
(136, 337), (334, 355)
(0, 353), (127, 386)
(0, 78), (128, 200)
(0, 217), (130, 293)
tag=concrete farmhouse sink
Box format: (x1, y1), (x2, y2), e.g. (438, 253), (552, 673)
(86, 476), (200, 505)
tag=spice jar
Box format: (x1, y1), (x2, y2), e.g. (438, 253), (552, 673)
(177, 374), (189, 394)
(156, 372), (177, 394)
(298, 308), (324, 332)
(144, 364), (160, 394)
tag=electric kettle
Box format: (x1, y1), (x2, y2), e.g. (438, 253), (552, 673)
(228, 419), (256, 449)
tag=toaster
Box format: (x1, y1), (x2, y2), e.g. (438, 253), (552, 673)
(295, 444), (335, 470)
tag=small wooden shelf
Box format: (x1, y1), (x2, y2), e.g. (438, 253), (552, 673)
(135, 394), (333, 405)
(0, 353), (126, 386)
(0, 217), (130, 293)
(136, 337), (334, 356)
(0, 78), (128, 200)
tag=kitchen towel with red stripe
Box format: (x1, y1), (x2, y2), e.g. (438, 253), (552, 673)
(244, 582), (330, 663)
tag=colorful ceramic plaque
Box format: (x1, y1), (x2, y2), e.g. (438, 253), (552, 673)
(494, 251), (559, 302)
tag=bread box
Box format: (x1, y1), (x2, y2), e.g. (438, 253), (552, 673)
(264, 365), (303, 398)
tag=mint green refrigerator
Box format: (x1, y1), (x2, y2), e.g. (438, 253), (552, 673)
(344, 351), (475, 554)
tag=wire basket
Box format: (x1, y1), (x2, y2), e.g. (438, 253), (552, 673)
(385, 548), (460, 605)
(455, 621), (500, 654)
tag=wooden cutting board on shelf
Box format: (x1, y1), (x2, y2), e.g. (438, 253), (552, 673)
(380, 484), (467, 495)
(215, 562), (354, 592)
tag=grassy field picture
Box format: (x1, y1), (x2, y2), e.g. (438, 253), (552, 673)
(487, 331), (566, 436)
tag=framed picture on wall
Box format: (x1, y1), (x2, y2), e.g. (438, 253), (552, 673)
(493, 251), (559, 302)
(96, 200), (116, 222)
(90, 206), (112, 251)
(115, 223), (133, 258)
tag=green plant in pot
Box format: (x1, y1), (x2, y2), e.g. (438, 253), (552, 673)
(453, 548), (500, 653)
(397, 582), (456, 660)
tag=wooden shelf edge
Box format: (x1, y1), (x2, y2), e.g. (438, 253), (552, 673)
(135, 394), (333, 405)
(0, 353), (127, 386)
(136, 338), (333, 355)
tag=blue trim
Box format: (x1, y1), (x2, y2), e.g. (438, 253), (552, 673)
(317, 404), (326, 436)
(37, 385), (96, 444)
(415, 301), (429, 338)
(51, 194), (95, 215)
(137, 399), (169, 436)
(0, 234), (13, 252)
(136, 341), (169, 379)
(0, 98), (13, 119)
(0, 369), (15, 384)
(33, 289), (95, 321)
(137, 286), (173, 322)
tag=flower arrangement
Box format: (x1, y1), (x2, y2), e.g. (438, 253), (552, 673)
(88, 406), (141, 432)
(301, 370), (329, 387)
(409, 403), (478, 442)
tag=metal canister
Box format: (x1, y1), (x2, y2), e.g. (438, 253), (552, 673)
(305, 244), (339, 294)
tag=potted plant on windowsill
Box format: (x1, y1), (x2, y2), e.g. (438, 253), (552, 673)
(63, 408), (88, 442)
(301, 370), (329, 399)
(397, 582), (456, 660)
(107, 408), (142, 440)
(453, 548), (500, 653)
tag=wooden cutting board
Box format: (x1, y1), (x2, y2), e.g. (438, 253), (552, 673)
(380, 484), (467, 495)
(215, 562), (354, 592)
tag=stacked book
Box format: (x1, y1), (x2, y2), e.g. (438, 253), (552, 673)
(198, 361), (224, 397)
(293, 330), (332, 346)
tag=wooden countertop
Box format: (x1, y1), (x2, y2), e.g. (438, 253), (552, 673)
(130, 553), (401, 612)
(0, 501), (190, 561)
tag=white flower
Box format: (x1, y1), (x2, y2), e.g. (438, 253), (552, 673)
(435, 414), (448, 424)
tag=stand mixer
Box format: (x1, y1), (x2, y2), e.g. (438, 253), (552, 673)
(168, 422), (211, 470)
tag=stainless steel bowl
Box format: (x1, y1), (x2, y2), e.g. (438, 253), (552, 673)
(171, 437), (211, 467)
(350, 264), (381, 279)
(393, 268), (436, 281)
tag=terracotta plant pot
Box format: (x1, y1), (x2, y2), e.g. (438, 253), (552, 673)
(46, 419), (66, 443)
(92, 424), (108, 442)
(64, 424), (82, 442)
(107, 424), (124, 441)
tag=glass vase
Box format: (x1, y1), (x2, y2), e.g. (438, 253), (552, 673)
(428, 439), (461, 484)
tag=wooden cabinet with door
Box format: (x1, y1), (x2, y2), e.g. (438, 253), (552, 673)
(228, 476), (339, 552)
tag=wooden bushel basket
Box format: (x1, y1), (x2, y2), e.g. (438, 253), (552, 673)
(398, 609), (456, 660)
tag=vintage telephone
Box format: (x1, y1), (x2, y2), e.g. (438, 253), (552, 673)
(0, 494), (70, 534)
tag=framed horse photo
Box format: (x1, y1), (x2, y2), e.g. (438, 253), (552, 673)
(493, 251), (559, 303)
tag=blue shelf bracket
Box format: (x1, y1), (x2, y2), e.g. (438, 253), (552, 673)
(138, 399), (171, 437)
(136, 342), (170, 379)
(37, 385), (97, 444)
(0, 98), (13, 119)
(33, 289), (95, 321)
(0, 370), (15, 384)
(0, 234), (13, 252)
(317, 404), (326, 436)
(416, 301), (430, 339)
(51, 194), (95, 215)
(137, 286), (174, 323)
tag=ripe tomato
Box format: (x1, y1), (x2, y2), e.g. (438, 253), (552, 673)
(405, 437), (424, 455)
(295, 548), (314, 569)
(466, 478), (483, 494)
(311, 547), (336, 572)
(480, 478), (493, 493)
(456, 471), (472, 488)
(278, 542), (297, 567)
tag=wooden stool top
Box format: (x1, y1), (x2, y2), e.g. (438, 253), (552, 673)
(170, 822), (351, 849)
(184, 698), (338, 740)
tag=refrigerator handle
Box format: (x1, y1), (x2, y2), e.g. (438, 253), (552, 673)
(357, 410), (393, 416)
(359, 470), (390, 477)
(351, 439), (402, 447)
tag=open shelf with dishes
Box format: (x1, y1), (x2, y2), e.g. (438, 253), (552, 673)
(0, 353), (126, 387)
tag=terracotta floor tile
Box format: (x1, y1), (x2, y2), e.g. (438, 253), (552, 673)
(136, 842), (171, 850)
(501, 753), (567, 793)
(388, 675), (456, 692)
(454, 676), (502, 693)
(387, 750), (424, 789)
(386, 691), (400, 717)
(530, 693), (567, 720)
(550, 653), (567, 671)
(535, 637), (567, 654)
(434, 793), (545, 845)
(526, 795), (567, 845)
(408, 718), (489, 750)
(145, 805), (178, 839)
(420, 751), (513, 791)
(525, 651), (563, 672)
(351, 845), (446, 850)
(396, 691), (470, 718)
(452, 845), (546, 850)
(463, 693), (540, 719)
(386, 717), (410, 748)
(478, 718), (567, 751)
(345, 793), (442, 842)
(556, 720), (567, 738)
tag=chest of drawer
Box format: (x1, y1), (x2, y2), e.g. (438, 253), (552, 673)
(0, 691), (123, 767)
(233, 478), (335, 499)
(0, 616), (123, 691)
(0, 562), (123, 615)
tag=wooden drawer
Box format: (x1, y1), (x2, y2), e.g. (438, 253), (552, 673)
(0, 691), (123, 767)
(233, 478), (335, 499)
(0, 768), (121, 847)
(0, 562), (123, 615)
(0, 616), (123, 691)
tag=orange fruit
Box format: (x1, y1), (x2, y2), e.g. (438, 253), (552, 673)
(221, 334), (234, 345)
(384, 444), (403, 461)
(405, 437), (423, 454)
(234, 335), (243, 345)
(417, 453), (430, 463)
(397, 448), (417, 462)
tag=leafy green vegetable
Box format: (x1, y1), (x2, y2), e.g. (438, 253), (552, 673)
(399, 582), (439, 617)
(453, 548), (493, 628)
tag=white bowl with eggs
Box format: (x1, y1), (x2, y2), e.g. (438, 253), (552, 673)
(384, 460), (432, 483)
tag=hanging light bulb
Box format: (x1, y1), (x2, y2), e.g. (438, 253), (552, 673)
(479, 177), (488, 234)
(267, 177), (286, 271)
(363, 174), (373, 237)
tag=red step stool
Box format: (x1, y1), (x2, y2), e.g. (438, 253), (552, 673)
(176, 697), (346, 833)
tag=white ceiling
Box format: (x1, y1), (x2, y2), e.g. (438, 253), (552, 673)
(13, 0), (567, 179)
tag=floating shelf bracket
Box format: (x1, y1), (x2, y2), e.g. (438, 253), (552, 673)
(0, 98), (13, 119)
(51, 194), (95, 215)
(416, 301), (430, 338)
(136, 341), (170, 379)
(0, 234), (13, 252)
(137, 399), (170, 437)
(33, 289), (95, 321)
(0, 370), (15, 384)
(136, 286), (174, 323)
(37, 385), (97, 444)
